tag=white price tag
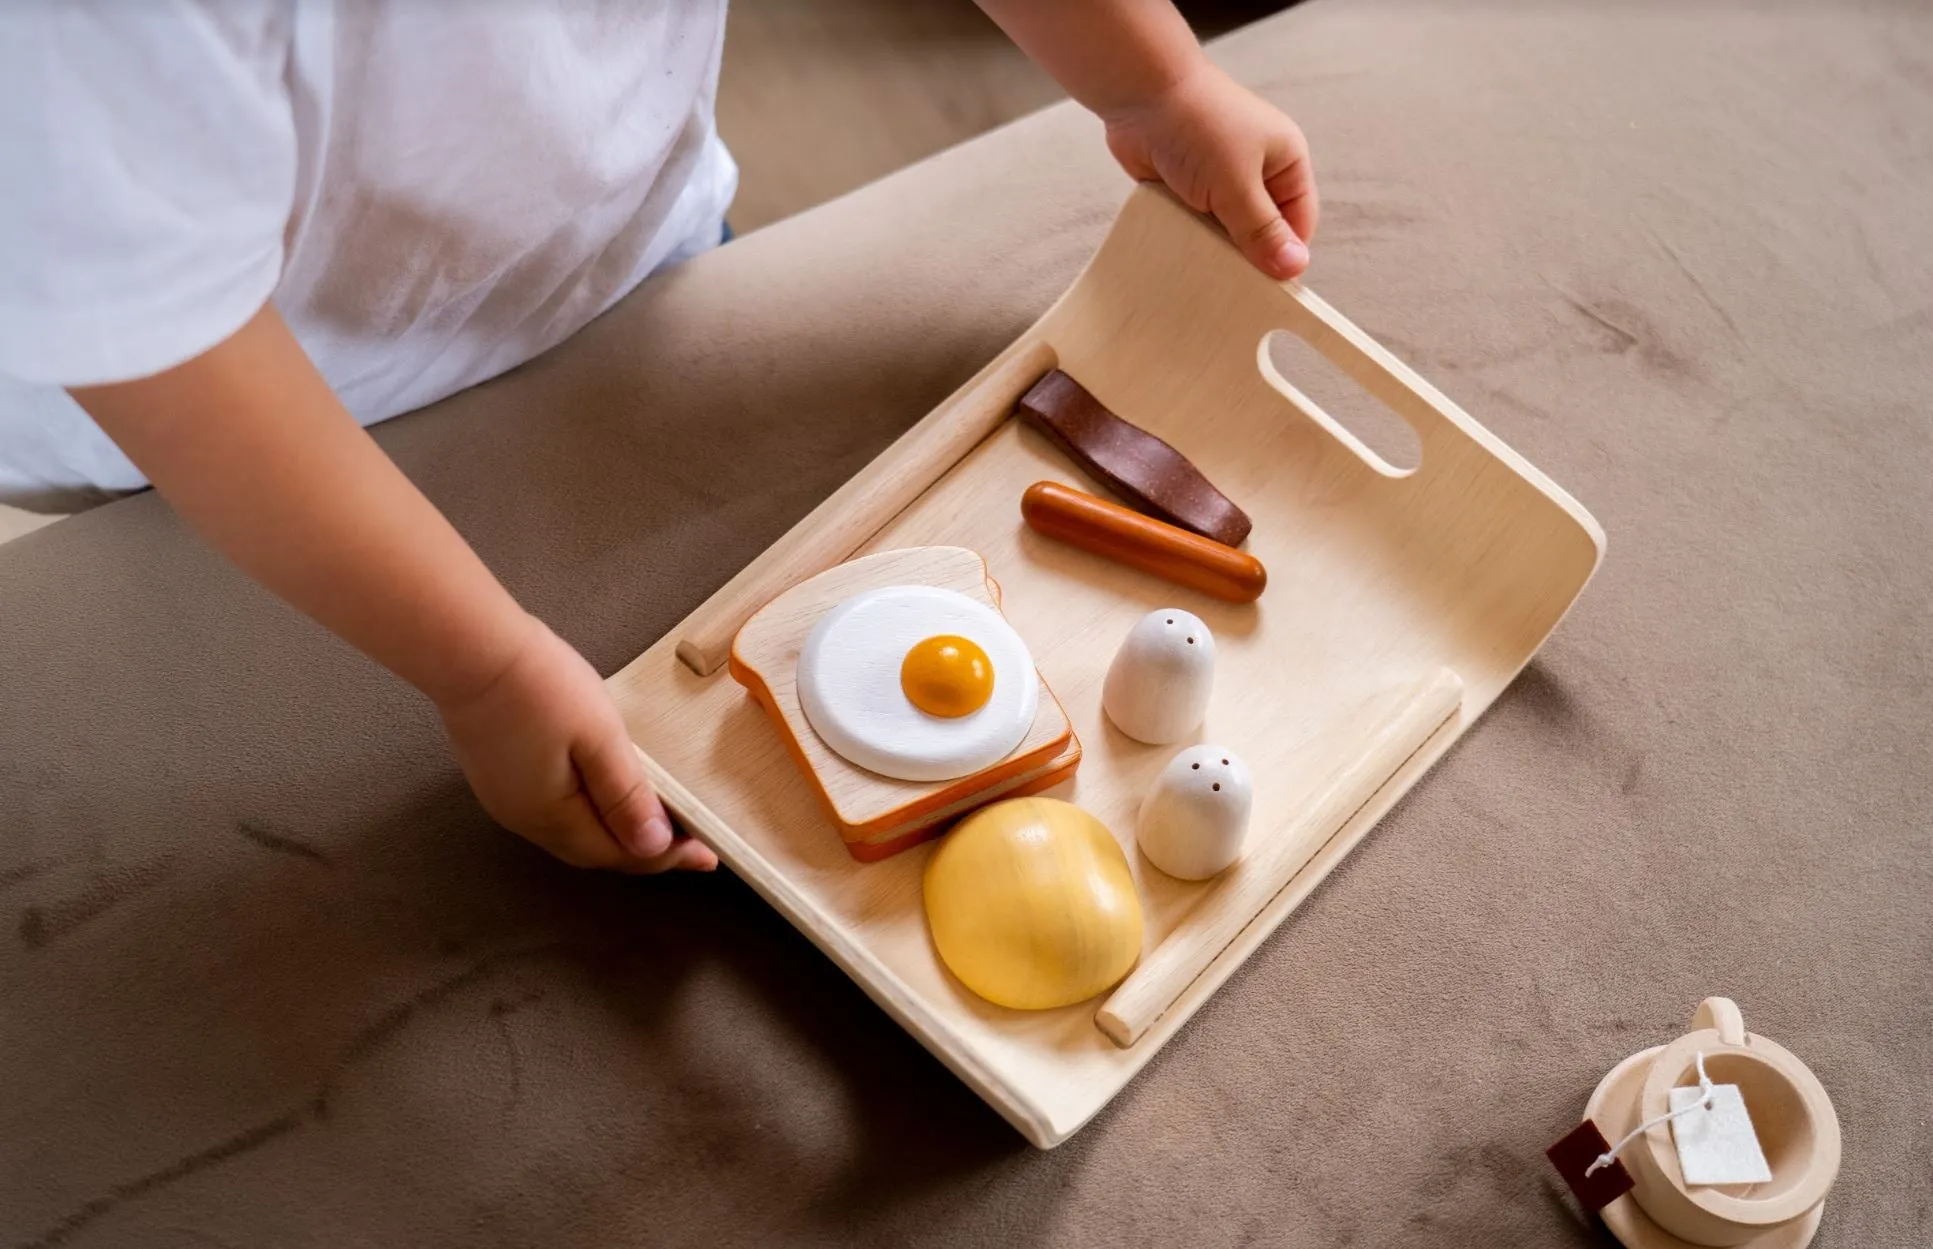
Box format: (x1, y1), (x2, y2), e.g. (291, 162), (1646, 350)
(1669, 1083), (1773, 1186)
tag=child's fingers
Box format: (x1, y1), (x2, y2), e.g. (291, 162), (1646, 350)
(538, 793), (714, 874)
(1264, 148), (1319, 251)
(618, 836), (720, 876)
(1214, 171), (1310, 280)
(574, 729), (674, 859)
(540, 793), (641, 870)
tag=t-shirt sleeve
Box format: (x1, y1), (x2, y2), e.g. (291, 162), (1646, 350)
(0, 0), (297, 387)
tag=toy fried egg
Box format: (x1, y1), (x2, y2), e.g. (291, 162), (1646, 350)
(796, 585), (1039, 782)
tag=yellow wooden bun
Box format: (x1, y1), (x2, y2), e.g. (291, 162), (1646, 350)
(923, 797), (1143, 1010)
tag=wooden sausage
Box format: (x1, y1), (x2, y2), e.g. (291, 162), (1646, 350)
(1021, 481), (1267, 603)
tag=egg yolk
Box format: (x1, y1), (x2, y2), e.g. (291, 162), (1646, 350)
(899, 634), (994, 718)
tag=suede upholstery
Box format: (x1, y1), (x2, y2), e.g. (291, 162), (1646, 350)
(3, 2), (1929, 1244)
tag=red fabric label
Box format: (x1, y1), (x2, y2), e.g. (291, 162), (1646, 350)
(1546, 1119), (1635, 1213)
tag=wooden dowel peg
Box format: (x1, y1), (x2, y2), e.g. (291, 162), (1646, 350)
(673, 342), (1055, 676)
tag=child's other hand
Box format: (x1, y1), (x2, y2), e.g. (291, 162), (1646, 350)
(73, 305), (711, 876)
(1103, 63), (1319, 281)
(438, 618), (718, 873)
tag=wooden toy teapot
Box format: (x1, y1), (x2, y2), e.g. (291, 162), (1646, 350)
(1584, 997), (1840, 1248)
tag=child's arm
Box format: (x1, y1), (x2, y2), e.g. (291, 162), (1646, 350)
(70, 304), (715, 874)
(976, 0), (1318, 278)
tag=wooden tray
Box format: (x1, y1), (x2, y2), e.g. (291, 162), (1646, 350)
(608, 185), (1604, 1147)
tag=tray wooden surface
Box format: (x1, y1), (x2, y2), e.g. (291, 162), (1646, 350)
(609, 186), (1604, 1147)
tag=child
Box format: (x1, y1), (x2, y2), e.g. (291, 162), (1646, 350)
(0, 0), (1318, 874)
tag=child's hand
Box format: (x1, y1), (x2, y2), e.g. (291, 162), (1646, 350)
(76, 306), (715, 877)
(974, 2), (1318, 279)
(1102, 62), (1319, 280)
(438, 619), (718, 873)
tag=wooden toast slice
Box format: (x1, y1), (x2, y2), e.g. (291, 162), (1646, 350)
(728, 546), (1079, 860)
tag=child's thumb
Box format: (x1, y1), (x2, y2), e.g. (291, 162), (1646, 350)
(1217, 180), (1309, 280)
(576, 731), (674, 859)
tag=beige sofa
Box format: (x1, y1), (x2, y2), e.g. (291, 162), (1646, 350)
(4, 2), (1928, 1244)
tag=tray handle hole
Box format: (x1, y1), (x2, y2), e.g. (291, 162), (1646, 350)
(1260, 329), (1421, 478)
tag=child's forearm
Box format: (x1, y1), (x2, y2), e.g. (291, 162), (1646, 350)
(71, 304), (535, 708)
(974, 0), (1208, 117)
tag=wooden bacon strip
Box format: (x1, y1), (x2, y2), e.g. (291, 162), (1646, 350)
(1021, 482), (1267, 604)
(1015, 371), (1252, 548)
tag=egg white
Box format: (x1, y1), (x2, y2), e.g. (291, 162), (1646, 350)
(796, 585), (1039, 782)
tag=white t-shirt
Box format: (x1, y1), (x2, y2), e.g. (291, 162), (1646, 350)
(0, 0), (736, 509)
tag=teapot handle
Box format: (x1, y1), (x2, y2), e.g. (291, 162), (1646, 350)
(1692, 996), (1747, 1045)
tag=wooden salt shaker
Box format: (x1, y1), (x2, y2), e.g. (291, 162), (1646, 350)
(1584, 997), (1840, 1248)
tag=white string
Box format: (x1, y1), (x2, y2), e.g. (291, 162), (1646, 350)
(1584, 1052), (1714, 1178)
